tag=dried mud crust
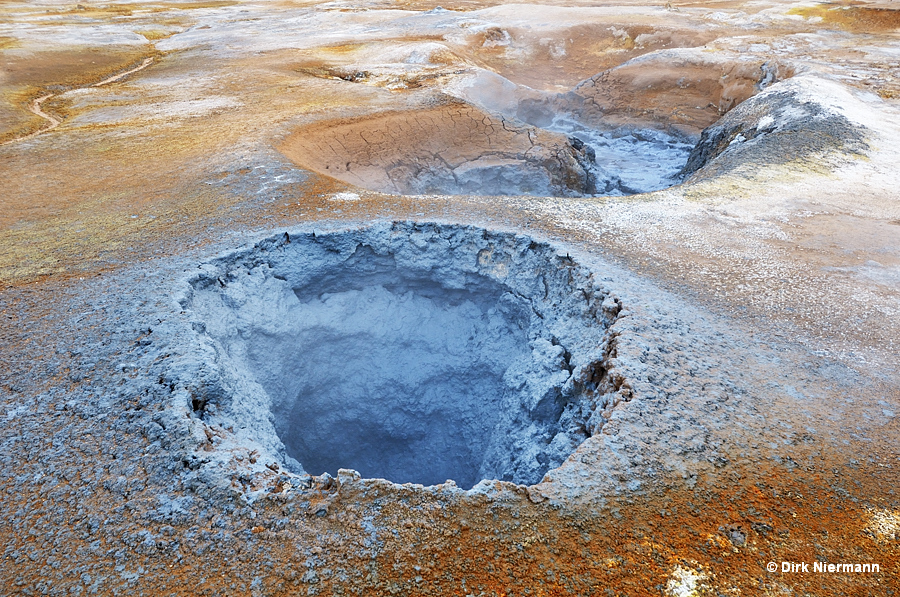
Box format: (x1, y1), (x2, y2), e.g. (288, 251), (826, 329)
(549, 52), (793, 135)
(278, 101), (597, 196)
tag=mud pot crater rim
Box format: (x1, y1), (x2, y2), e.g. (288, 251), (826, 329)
(278, 57), (793, 197)
(182, 222), (628, 488)
(278, 99), (693, 198)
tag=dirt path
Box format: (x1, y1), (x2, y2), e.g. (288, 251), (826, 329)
(91, 56), (154, 87)
(0, 94), (62, 146)
(1, 57), (155, 146)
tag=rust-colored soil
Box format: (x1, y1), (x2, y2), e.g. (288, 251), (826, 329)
(790, 5), (900, 33)
(0, 48), (156, 142)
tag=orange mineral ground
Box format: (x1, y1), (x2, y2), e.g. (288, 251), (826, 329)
(0, 0), (898, 595)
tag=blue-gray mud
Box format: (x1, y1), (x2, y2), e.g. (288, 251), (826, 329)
(181, 223), (625, 488)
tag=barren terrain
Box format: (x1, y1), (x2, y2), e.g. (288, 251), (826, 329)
(1, 0), (898, 595)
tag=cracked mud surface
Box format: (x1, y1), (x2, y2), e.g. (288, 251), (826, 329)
(1, 0), (899, 595)
(279, 102), (598, 196)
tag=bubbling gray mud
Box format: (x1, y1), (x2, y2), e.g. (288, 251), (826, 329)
(550, 121), (694, 195)
(184, 223), (623, 488)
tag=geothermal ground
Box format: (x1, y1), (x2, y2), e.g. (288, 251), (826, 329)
(1, 0), (900, 595)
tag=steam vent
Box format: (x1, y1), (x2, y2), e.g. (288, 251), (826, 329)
(1, 0), (899, 595)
